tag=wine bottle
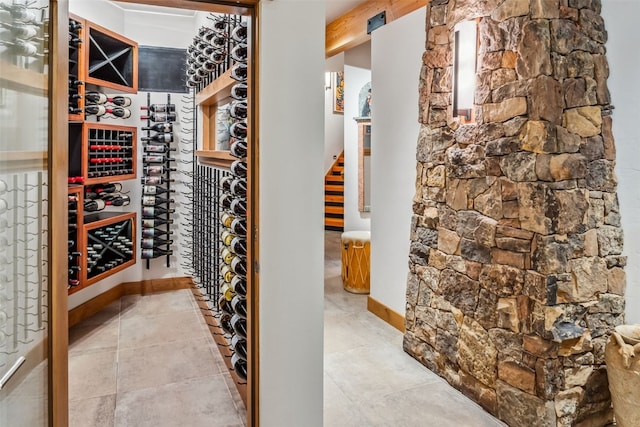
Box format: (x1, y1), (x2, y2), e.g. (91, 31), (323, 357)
(221, 282), (235, 300)
(209, 34), (227, 49)
(231, 295), (247, 319)
(85, 183), (122, 195)
(231, 335), (247, 361)
(141, 228), (173, 239)
(232, 353), (248, 381)
(231, 274), (247, 297)
(230, 83), (247, 100)
(68, 36), (82, 46)
(209, 50), (227, 65)
(231, 217), (247, 235)
(220, 265), (235, 284)
(231, 255), (247, 276)
(85, 91), (108, 104)
(142, 206), (175, 217)
(230, 236), (247, 256)
(0, 3), (41, 24)
(141, 104), (175, 113)
(218, 293), (234, 316)
(142, 195), (174, 206)
(69, 20), (83, 31)
(230, 160), (247, 178)
(221, 212), (235, 228)
(218, 193), (232, 210)
(231, 22), (248, 43)
(141, 176), (175, 185)
(142, 122), (173, 133)
(221, 247), (235, 265)
(208, 15), (228, 34)
(220, 312), (234, 335)
(141, 248), (173, 259)
(106, 107), (131, 118)
(230, 62), (247, 82)
(229, 100), (247, 120)
(84, 199), (106, 212)
(68, 107), (83, 114)
(230, 140), (247, 159)
(220, 175), (234, 192)
(144, 144), (176, 153)
(141, 112), (177, 122)
(231, 198), (247, 216)
(229, 121), (247, 139)
(68, 176), (84, 184)
(84, 104), (106, 116)
(142, 218), (174, 228)
(142, 185), (175, 196)
(141, 238), (173, 249)
(85, 105), (131, 118)
(230, 178), (247, 198)
(221, 230), (236, 247)
(0, 21), (38, 39)
(231, 44), (247, 63)
(143, 155), (176, 164)
(108, 96), (132, 107)
(231, 314), (247, 339)
(141, 133), (173, 143)
(102, 194), (131, 207)
(143, 166), (177, 175)
(1, 39), (43, 57)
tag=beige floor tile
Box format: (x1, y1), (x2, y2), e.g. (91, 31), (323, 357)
(69, 318), (120, 356)
(78, 300), (121, 326)
(359, 381), (507, 427)
(69, 394), (116, 427)
(114, 375), (244, 427)
(120, 289), (194, 320)
(323, 374), (370, 427)
(117, 337), (221, 393)
(325, 343), (439, 403)
(69, 351), (117, 401)
(118, 309), (206, 350)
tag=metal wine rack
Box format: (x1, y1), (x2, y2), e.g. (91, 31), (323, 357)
(86, 126), (135, 180)
(68, 16), (84, 121)
(140, 93), (175, 267)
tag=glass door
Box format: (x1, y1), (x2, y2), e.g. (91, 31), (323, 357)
(0, 0), (54, 425)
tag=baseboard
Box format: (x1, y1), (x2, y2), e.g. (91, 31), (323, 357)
(367, 296), (406, 333)
(68, 276), (193, 328)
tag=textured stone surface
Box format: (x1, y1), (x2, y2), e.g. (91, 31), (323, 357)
(406, 2), (623, 426)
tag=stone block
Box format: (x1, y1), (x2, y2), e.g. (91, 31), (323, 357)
(486, 137), (520, 156)
(564, 366), (594, 388)
(536, 358), (564, 400)
(491, 248), (526, 269)
(475, 181), (504, 220)
(530, 76), (564, 124)
(459, 369), (499, 416)
(563, 106), (602, 138)
(556, 126), (582, 153)
(596, 225), (623, 256)
(555, 189), (589, 234)
(406, 272), (420, 305)
(483, 97), (528, 123)
(498, 360), (536, 393)
(497, 381), (557, 427)
(458, 317), (497, 388)
(518, 182), (554, 234)
(497, 298), (521, 332)
(475, 289), (499, 330)
(500, 152), (538, 182)
(531, 0), (560, 19)
(479, 263), (525, 297)
(579, 135), (604, 162)
(435, 328), (458, 364)
(490, 68), (517, 90)
(460, 238), (492, 264)
(536, 154), (553, 181)
(607, 267), (626, 295)
(516, 20), (552, 79)
(555, 387), (585, 418)
(563, 77), (598, 108)
(579, 8), (607, 44)
(491, 0), (529, 21)
(524, 334), (559, 358)
(601, 116), (615, 161)
(441, 269), (480, 317)
(520, 120), (558, 154)
(446, 145), (487, 178)
(557, 257), (608, 303)
(533, 235), (572, 274)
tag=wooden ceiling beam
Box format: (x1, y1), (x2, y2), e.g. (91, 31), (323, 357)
(113, 0), (255, 15)
(326, 0), (428, 58)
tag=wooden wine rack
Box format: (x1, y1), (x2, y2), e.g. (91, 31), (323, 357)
(67, 14), (139, 295)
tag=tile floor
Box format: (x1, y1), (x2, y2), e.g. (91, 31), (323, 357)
(69, 231), (505, 426)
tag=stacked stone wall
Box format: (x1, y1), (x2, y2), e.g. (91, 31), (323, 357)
(404, 1), (625, 425)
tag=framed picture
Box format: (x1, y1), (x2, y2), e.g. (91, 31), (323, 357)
(333, 71), (344, 114)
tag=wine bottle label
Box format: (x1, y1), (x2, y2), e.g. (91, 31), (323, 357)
(142, 185), (158, 195)
(144, 155), (164, 163)
(142, 196), (158, 206)
(142, 176), (162, 185)
(145, 166), (163, 175)
(142, 207), (155, 217)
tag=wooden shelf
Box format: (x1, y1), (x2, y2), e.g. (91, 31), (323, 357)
(196, 150), (234, 169)
(195, 69), (234, 106)
(0, 60), (47, 95)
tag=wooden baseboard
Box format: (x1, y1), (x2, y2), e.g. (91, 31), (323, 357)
(68, 276), (193, 328)
(367, 296), (406, 333)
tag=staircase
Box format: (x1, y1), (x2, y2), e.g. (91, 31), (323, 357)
(324, 153), (344, 231)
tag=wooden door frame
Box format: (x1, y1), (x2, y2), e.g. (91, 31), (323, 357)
(50, 1), (69, 426)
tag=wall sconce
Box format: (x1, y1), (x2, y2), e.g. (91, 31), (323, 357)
(325, 72), (332, 91)
(453, 20), (478, 123)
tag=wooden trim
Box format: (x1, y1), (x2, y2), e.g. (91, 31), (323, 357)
(196, 150), (234, 168)
(113, 0), (255, 15)
(248, 8), (259, 426)
(367, 296), (406, 333)
(68, 276), (193, 327)
(50, 1), (70, 426)
(326, 0), (428, 57)
(195, 69), (234, 106)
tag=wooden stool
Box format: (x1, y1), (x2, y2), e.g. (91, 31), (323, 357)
(341, 231), (371, 294)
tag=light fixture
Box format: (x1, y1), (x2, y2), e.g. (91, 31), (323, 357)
(453, 20), (478, 123)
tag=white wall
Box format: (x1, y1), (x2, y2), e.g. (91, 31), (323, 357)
(369, 7), (426, 314)
(324, 53), (345, 173)
(259, 1), (325, 426)
(69, 0), (124, 32)
(343, 41), (371, 231)
(123, 10), (195, 49)
(602, 1), (640, 324)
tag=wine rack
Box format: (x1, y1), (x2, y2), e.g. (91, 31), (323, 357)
(69, 122), (137, 185)
(83, 212), (136, 286)
(140, 93), (175, 267)
(186, 13), (252, 402)
(68, 14), (85, 122)
(85, 20), (138, 93)
(68, 186), (83, 294)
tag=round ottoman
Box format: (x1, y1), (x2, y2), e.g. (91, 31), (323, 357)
(340, 231), (371, 294)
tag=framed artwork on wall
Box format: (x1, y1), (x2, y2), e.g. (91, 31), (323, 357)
(333, 71), (344, 114)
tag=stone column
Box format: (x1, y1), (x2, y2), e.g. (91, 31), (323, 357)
(404, 1), (625, 426)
